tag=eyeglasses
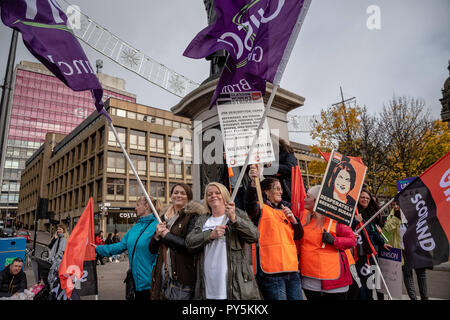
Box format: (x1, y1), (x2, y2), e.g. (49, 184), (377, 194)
(271, 187), (283, 192)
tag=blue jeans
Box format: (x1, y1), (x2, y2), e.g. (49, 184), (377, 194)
(256, 272), (303, 300)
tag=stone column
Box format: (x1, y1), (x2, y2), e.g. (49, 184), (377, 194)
(171, 79), (305, 200)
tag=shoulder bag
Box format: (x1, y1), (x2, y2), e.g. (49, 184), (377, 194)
(124, 221), (151, 300)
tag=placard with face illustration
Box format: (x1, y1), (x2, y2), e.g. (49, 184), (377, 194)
(313, 150), (367, 226)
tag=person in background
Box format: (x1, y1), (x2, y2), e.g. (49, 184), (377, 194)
(354, 189), (391, 300)
(300, 185), (356, 300)
(92, 196), (160, 300)
(95, 231), (105, 265)
(0, 258), (27, 297)
(112, 229), (121, 263)
(186, 182), (261, 300)
(149, 183), (207, 300)
(105, 233), (114, 262)
(384, 201), (429, 300)
(264, 137), (297, 203)
(246, 165), (303, 300)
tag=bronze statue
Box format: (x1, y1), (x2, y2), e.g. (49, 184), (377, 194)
(203, 0), (227, 77)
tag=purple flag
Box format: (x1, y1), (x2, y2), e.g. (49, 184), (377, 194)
(184, 0), (311, 108)
(1, 0), (110, 121)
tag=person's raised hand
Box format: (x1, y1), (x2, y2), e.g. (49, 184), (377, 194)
(225, 201), (236, 223)
(209, 225), (227, 240)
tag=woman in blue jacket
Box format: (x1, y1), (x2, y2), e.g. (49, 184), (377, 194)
(92, 196), (160, 300)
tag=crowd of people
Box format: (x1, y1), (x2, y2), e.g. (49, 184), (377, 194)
(0, 139), (430, 300)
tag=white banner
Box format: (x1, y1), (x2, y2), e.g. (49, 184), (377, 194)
(217, 92), (275, 167)
(377, 248), (403, 299)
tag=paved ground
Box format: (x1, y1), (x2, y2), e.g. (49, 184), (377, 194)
(24, 230), (450, 300)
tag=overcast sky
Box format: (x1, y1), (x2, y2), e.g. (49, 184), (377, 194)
(1, 0), (449, 146)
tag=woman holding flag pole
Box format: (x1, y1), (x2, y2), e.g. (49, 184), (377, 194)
(91, 196), (161, 300)
(299, 185), (356, 300)
(185, 182), (261, 300)
(246, 164), (304, 300)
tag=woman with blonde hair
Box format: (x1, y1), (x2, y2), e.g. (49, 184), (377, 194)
(300, 185), (356, 300)
(186, 182), (261, 300)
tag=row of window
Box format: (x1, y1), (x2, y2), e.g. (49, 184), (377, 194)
(108, 127), (192, 157)
(110, 107), (190, 130)
(0, 192), (19, 204)
(8, 139), (42, 149)
(49, 129), (105, 178)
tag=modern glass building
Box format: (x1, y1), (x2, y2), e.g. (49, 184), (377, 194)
(0, 61), (136, 220)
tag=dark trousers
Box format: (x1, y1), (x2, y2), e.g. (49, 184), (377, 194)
(303, 289), (348, 301)
(135, 290), (151, 300)
(402, 253), (428, 300)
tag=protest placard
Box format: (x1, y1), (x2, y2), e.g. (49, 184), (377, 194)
(217, 92), (275, 167)
(313, 150), (367, 226)
(378, 247), (403, 299)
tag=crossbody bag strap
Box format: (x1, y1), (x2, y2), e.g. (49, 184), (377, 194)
(130, 221), (151, 270)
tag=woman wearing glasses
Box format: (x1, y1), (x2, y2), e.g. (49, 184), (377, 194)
(245, 165), (304, 300)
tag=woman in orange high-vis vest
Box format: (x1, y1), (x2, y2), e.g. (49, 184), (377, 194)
(300, 185), (356, 300)
(245, 165), (304, 300)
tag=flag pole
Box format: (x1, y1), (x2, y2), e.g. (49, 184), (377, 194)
(371, 253), (393, 300)
(222, 85), (279, 224)
(108, 121), (162, 224)
(355, 198), (394, 234)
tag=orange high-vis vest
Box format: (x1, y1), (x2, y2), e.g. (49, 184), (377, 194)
(253, 204), (299, 274)
(300, 217), (340, 280)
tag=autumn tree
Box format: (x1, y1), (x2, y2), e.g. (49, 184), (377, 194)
(310, 95), (449, 198)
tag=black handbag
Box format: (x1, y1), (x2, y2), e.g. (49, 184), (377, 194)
(123, 222), (151, 300)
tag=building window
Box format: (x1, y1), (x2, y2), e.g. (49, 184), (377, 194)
(185, 160), (192, 179)
(116, 109), (126, 118)
(96, 179), (103, 201)
(184, 139), (192, 159)
(81, 186), (86, 206)
(150, 181), (166, 203)
(168, 136), (182, 156)
(149, 157), (165, 177)
(168, 161), (183, 179)
(82, 162), (87, 181)
(106, 178), (125, 201)
(99, 128), (104, 146)
(98, 153), (104, 174)
(107, 151), (125, 174)
(130, 154), (147, 176)
(149, 133), (165, 154)
(127, 111), (136, 120)
(130, 130), (146, 151)
(129, 179), (145, 202)
(108, 126), (126, 148)
(89, 158), (95, 178)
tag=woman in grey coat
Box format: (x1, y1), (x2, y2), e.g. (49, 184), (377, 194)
(186, 182), (261, 300)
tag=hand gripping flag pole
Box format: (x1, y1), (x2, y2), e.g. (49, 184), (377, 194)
(355, 198), (394, 235)
(221, 84), (279, 224)
(108, 119), (162, 224)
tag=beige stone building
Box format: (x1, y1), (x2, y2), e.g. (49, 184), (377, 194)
(18, 98), (192, 234)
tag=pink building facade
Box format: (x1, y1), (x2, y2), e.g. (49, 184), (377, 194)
(0, 61), (136, 218)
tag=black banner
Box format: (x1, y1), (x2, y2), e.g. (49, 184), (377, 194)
(396, 178), (449, 268)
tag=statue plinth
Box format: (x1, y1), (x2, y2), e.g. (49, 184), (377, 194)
(171, 78), (305, 200)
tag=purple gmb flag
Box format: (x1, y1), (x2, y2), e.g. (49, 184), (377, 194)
(0, 0), (109, 120)
(184, 0), (311, 108)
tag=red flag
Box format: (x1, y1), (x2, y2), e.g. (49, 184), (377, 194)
(291, 166), (306, 220)
(58, 198), (97, 298)
(291, 165), (306, 258)
(316, 147), (364, 165)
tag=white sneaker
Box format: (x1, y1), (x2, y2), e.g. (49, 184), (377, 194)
(108, 257), (112, 262)
(115, 260), (119, 263)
